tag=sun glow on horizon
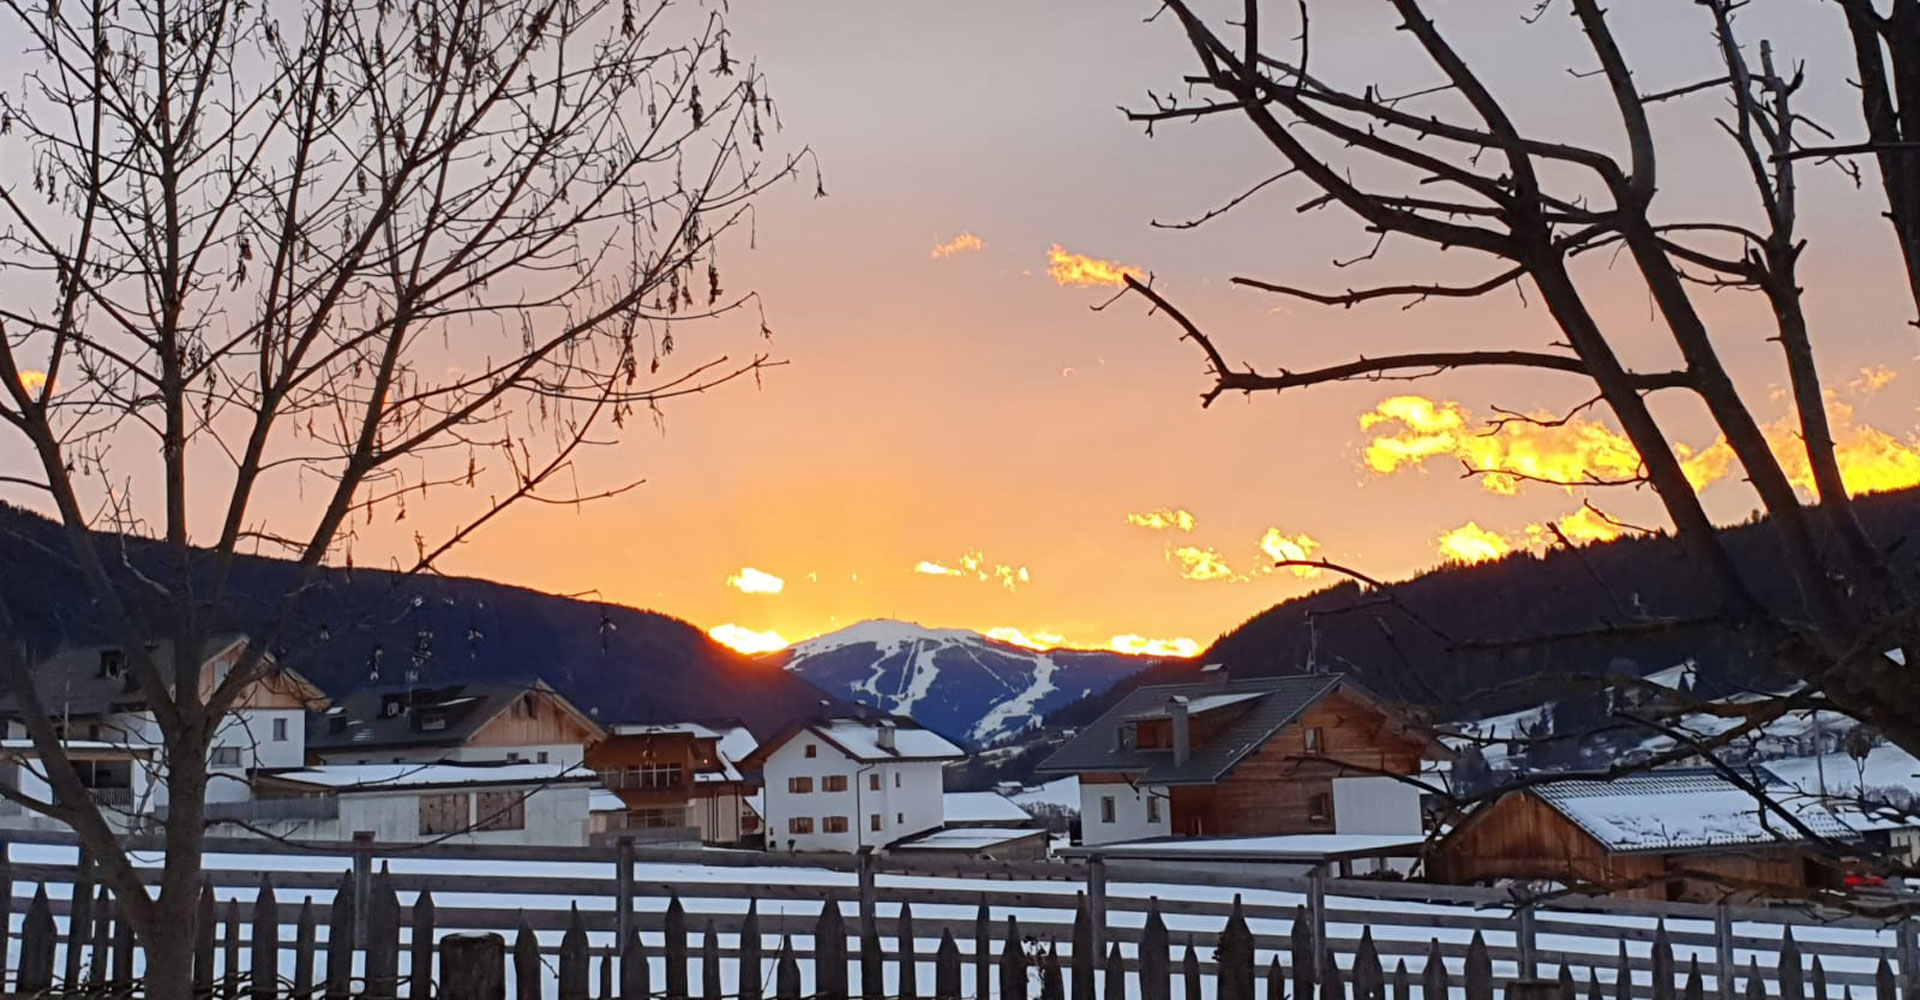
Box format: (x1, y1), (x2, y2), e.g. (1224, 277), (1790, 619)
(708, 623), (790, 654)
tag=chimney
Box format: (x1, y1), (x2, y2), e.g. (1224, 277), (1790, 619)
(876, 721), (897, 752)
(1168, 695), (1191, 767)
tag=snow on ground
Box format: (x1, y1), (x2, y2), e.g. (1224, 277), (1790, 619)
(1009, 775), (1079, 812)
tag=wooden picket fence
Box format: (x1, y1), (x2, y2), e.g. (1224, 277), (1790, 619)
(1, 831), (1917, 1000)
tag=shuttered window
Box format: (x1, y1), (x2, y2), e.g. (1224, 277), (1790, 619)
(419, 793), (470, 835)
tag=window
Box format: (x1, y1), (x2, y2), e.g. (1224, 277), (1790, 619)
(804, 744), (818, 759)
(823, 774), (849, 792)
(870, 813), (883, 832)
(625, 763), (682, 789)
(505, 751), (521, 763)
(1147, 794), (1161, 824)
(271, 717), (289, 742)
(631, 808), (686, 829)
(418, 711), (447, 732)
(210, 746), (243, 767)
(788, 776), (814, 794)
(894, 772), (901, 788)
(97, 650), (125, 679)
(787, 816), (814, 835)
(1308, 792), (1332, 823)
(537, 751), (549, 764)
(1100, 795), (1116, 824)
(824, 816), (850, 833)
(869, 773), (882, 791)
(420, 792), (471, 835)
(476, 791), (526, 831)
(896, 812), (903, 824)
(1304, 727), (1326, 755)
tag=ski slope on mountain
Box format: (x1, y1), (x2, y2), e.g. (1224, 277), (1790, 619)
(777, 620), (1156, 748)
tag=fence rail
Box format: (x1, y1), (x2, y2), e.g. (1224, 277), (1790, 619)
(0, 830), (1915, 1000)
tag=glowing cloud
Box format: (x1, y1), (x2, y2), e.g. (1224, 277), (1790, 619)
(917, 551), (1030, 591)
(931, 231), (986, 258)
(1776, 400), (1920, 496)
(708, 623), (789, 654)
(1048, 244), (1145, 287)
(1361, 395), (1650, 495)
(987, 627), (1068, 651)
(1170, 546), (1237, 581)
(726, 567), (785, 595)
(1126, 508), (1197, 532)
(1258, 528), (1322, 578)
(1111, 634), (1202, 658)
(17, 370), (49, 395)
(1538, 506), (1625, 545)
(1437, 522), (1513, 564)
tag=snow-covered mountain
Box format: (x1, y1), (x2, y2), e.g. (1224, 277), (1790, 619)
(773, 620), (1160, 748)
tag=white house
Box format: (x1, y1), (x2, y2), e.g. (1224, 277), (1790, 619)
(742, 713), (965, 853)
(0, 740), (157, 833)
(0, 635), (325, 810)
(247, 761), (600, 846)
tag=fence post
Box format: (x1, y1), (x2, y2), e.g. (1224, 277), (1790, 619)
(1897, 912), (1918, 1000)
(1087, 854), (1108, 970)
(1715, 905), (1736, 1000)
(1516, 899), (1538, 983)
(65, 843), (94, 987)
(441, 932), (506, 1000)
(1308, 873), (1329, 984)
(857, 846), (878, 941)
(352, 830), (375, 950)
(616, 835), (635, 946)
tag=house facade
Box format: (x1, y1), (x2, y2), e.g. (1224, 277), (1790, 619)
(249, 762), (599, 846)
(1036, 674), (1445, 847)
(743, 714), (965, 853)
(586, 720), (758, 845)
(308, 679), (604, 767)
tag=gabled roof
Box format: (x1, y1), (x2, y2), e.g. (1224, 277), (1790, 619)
(742, 713), (966, 767)
(1035, 674), (1355, 784)
(259, 761), (598, 793)
(0, 634), (304, 719)
(944, 790), (1035, 825)
(308, 678), (603, 753)
(1513, 767), (1861, 853)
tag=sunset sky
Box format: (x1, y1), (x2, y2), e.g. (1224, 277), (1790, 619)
(14, 1), (1920, 658)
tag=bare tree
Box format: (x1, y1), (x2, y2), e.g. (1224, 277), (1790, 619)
(1116, 1), (1920, 766)
(0, 0), (806, 991)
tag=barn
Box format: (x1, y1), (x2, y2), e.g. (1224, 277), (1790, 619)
(1431, 768), (1859, 902)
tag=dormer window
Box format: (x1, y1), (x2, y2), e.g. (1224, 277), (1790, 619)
(418, 710), (447, 732)
(98, 650), (125, 680)
(1303, 726), (1326, 756)
(1115, 723), (1138, 752)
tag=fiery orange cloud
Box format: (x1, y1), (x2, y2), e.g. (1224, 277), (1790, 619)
(17, 370), (50, 395)
(1775, 400), (1920, 496)
(708, 623), (789, 654)
(987, 626), (1069, 651)
(917, 551), (1031, 591)
(726, 567), (785, 595)
(1111, 634), (1202, 658)
(1170, 545), (1237, 581)
(1361, 396), (1651, 494)
(931, 231), (985, 258)
(1258, 528), (1322, 578)
(1126, 508), (1196, 532)
(1048, 245), (1145, 287)
(1437, 522), (1513, 564)
(1532, 505), (1625, 545)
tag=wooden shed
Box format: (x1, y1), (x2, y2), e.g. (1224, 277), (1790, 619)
(1431, 768), (1855, 902)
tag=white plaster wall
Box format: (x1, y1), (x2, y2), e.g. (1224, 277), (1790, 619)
(318, 742), (585, 768)
(333, 784), (592, 845)
(1331, 776), (1423, 835)
(760, 735), (866, 852)
(1078, 782), (1169, 846)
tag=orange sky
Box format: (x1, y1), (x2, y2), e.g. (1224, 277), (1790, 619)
(11, 2), (1920, 658)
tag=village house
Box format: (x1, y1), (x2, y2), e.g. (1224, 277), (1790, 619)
(245, 761), (602, 846)
(742, 712), (965, 853)
(585, 720), (759, 845)
(1035, 673), (1447, 847)
(0, 635), (326, 817)
(1431, 768), (1859, 902)
(308, 678), (605, 767)
(888, 789), (1048, 861)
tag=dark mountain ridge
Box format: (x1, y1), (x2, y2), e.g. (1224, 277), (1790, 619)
(0, 504), (832, 736)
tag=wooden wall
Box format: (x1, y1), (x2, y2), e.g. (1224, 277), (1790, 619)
(1201, 690), (1430, 837)
(469, 690), (598, 748)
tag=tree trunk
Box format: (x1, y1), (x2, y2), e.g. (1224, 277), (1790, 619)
(147, 734), (211, 1000)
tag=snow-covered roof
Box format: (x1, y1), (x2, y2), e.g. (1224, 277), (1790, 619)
(1528, 768), (1861, 853)
(895, 827), (1048, 851)
(589, 789), (626, 813)
(809, 719), (965, 762)
(1009, 776), (1079, 812)
(943, 791), (1034, 824)
(0, 739), (154, 755)
(265, 762), (598, 792)
(1126, 690), (1265, 720)
(1061, 832), (1427, 861)
(612, 721), (722, 739)
(715, 726), (758, 769)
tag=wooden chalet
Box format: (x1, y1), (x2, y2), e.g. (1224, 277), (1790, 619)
(585, 720), (758, 845)
(1432, 768), (1858, 902)
(1035, 673), (1448, 845)
(307, 678), (605, 766)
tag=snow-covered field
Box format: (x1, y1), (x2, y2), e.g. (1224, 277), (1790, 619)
(3, 838), (1909, 999)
